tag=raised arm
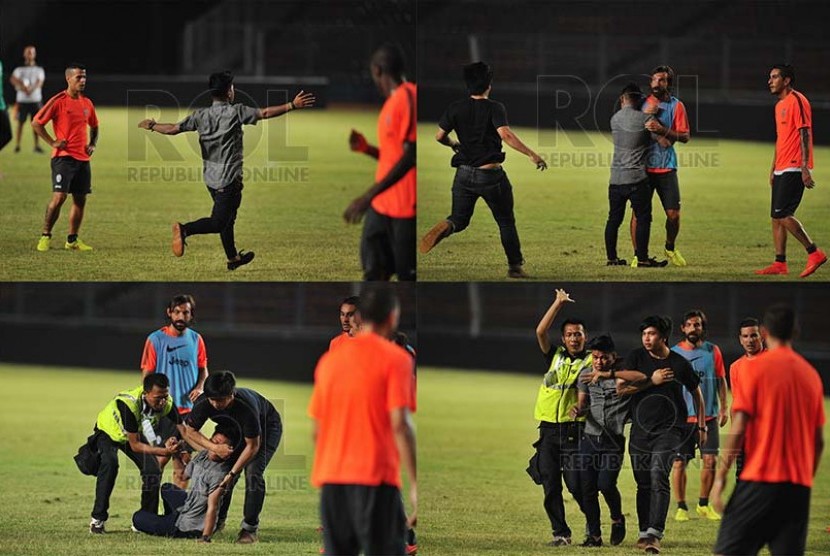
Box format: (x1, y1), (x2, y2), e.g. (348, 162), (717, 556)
(259, 90), (316, 120)
(496, 126), (547, 170)
(535, 289), (573, 354)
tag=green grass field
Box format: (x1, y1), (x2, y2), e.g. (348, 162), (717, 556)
(417, 124), (830, 281)
(0, 365), (320, 555)
(419, 367), (830, 555)
(0, 106), (382, 281)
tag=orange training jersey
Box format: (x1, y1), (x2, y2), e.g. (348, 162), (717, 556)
(774, 90), (813, 173)
(732, 346), (825, 487)
(328, 332), (351, 351)
(34, 91), (98, 162)
(309, 333), (413, 488)
(371, 82), (416, 219)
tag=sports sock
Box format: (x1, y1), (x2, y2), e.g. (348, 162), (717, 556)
(677, 501), (688, 511)
(806, 243), (817, 254)
(699, 497), (708, 507)
(67, 234), (78, 243)
(775, 254), (786, 263)
(665, 242), (675, 252)
(42, 233), (51, 238)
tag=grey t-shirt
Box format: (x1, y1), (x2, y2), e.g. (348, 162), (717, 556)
(577, 363), (630, 437)
(178, 101), (261, 189)
(174, 450), (231, 533)
(609, 106), (652, 185)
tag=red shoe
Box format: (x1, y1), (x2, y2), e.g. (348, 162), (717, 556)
(754, 261), (788, 275)
(800, 249), (827, 278)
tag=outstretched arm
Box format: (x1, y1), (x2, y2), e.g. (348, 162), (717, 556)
(137, 119), (182, 135)
(343, 141), (416, 224)
(496, 126), (547, 170)
(535, 289), (573, 354)
(259, 90), (316, 120)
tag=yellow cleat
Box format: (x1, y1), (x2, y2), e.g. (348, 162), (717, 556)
(665, 248), (687, 267)
(36, 236), (51, 252)
(696, 504), (722, 521)
(65, 238), (93, 251)
(674, 508), (690, 522)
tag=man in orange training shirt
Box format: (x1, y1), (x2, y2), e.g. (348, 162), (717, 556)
(712, 304), (824, 555)
(309, 285), (416, 555)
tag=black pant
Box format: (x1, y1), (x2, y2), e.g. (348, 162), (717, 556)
(0, 109), (11, 151)
(320, 483), (407, 556)
(605, 179), (652, 261)
(537, 423), (583, 537)
(714, 481), (811, 556)
(217, 410), (282, 531)
(91, 429), (162, 521)
(130, 483), (201, 538)
(628, 428), (682, 539)
(447, 165), (523, 266)
(360, 206), (416, 281)
(578, 432), (625, 537)
(183, 180), (243, 260)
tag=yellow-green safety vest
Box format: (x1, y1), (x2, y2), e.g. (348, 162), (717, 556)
(534, 347), (592, 423)
(96, 385), (174, 444)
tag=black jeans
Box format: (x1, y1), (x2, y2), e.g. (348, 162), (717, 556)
(360, 207), (416, 281)
(130, 483), (201, 538)
(183, 179), (243, 260)
(578, 432), (626, 537)
(91, 429), (162, 521)
(537, 423), (584, 537)
(217, 409), (282, 532)
(605, 179), (652, 261)
(0, 109), (11, 151)
(320, 483), (406, 556)
(447, 165), (523, 266)
(628, 428), (683, 539)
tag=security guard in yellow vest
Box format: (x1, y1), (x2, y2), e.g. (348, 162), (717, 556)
(532, 288), (592, 547)
(88, 373), (186, 534)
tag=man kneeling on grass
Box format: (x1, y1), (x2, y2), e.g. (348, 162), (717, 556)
(131, 430), (236, 543)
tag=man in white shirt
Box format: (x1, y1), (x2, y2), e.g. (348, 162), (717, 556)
(10, 45), (45, 153)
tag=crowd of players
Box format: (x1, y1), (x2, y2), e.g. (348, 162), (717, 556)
(74, 288), (417, 554)
(528, 288), (824, 555)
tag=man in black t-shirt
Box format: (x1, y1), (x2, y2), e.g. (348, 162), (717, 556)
(617, 315), (706, 554)
(183, 370), (282, 544)
(420, 61), (547, 279)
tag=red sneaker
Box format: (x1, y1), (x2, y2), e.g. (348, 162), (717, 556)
(800, 249), (827, 278)
(754, 261), (788, 275)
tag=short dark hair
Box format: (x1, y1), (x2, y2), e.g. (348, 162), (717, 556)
(371, 42), (406, 79)
(738, 317), (760, 331)
(682, 309), (707, 329)
(617, 81), (645, 111)
(464, 61), (493, 95)
(143, 373), (169, 392)
(211, 428), (239, 448)
(209, 70), (234, 97)
(358, 285), (399, 325)
(651, 65), (675, 87)
(65, 62), (86, 76)
(586, 334), (615, 353)
(771, 63), (795, 86)
(203, 370), (236, 398)
(762, 304), (797, 341)
(640, 315), (672, 342)
(560, 318), (586, 336)
(168, 294), (195, 315)
(341, 296), (360, 308)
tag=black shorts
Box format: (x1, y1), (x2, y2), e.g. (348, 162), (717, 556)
(648, 170), (680, 211)
(714, 481), (810, 556)
(16, 102), (42, 123)
(360, 206), (416, 281)
(674, 421), (719, 462)
(51, 156), (91, 195)
(771, 172), (805, 219)
(320, 483), (406, 556)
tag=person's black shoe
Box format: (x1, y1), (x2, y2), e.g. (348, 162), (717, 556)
(34, 145), (45, 153)
(508, 264), (530, 279)
(637, 257), (668, 268)
(227, 250), (255, 270)
(580, 535), (603, 547)
(14, 145), (21, 153)
(606, 258), (627, 266)
(610, 517), (626, 546)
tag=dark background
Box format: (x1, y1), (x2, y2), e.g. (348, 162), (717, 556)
(418, 0), (830, 143)
(1, 0), (415, 106)
(0, 282), (416, 383)
(418, 282), (830, 394)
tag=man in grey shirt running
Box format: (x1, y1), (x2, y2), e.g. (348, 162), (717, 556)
(131, 430), (234, 543)
(605, 83), (666, 268)
(138, 70), (315, 270)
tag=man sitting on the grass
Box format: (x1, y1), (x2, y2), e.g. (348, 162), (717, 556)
(131, 430), (236, 543)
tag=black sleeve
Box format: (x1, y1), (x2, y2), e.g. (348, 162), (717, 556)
(184, 397), (210, 430)
(116, 400), (139, 434)
(542, 346), (555, 367)
(438, 106), (453, 132)
(240, 406), (262, 439)
(622, 349), (642, 372)
(164, 405), (181, 425)
(491, 101), (509, 128)
(673, 355), (701, 393)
